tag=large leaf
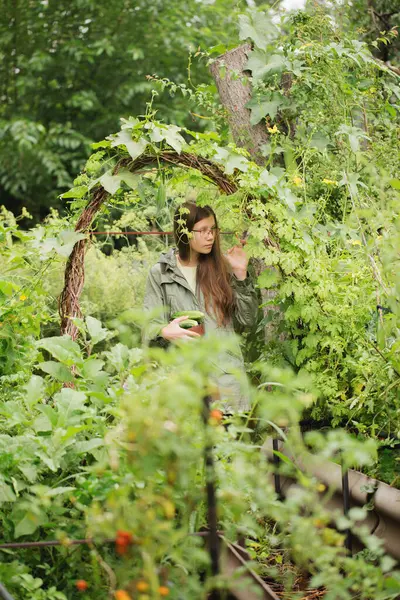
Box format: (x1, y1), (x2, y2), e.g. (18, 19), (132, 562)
(14, 511), (47, 538)
(54, 388), (87, 412)
(36, 336), (81, 364)
(118, 169), (140, 190)
(335, 125), (370, 153)
(214, 147), (249, 175)
(50, 231), (87, 258)
(259, 169), (279, 188)
(18, 463), (38, 483)
(389, 179), (400, 190)
(24, 375), (45, 408)
(74, 438), (103, 455)
(0, 479), (16, 503)
(258, 269), (280, 289)
(147, 123), (185, 153)
(0, 280), (18, 296)
(38, 361), (74, 383)
(246, 93), (288, 125)
(246, 50), (286, 83)
(81, 359), (106, 379)
(99, 171), (123, 195)
(60, 185), (88, 199)
(238, 12), (279, 49)
(110, 130), (147, 160)
(86, 316), (108, 345)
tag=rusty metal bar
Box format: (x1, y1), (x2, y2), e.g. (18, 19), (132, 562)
(0, 538), (115, 550)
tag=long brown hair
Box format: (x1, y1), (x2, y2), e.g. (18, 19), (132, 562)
(173, 202), (234, 326)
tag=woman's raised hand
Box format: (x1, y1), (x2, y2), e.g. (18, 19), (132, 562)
(161, 316), (201, 342)
(225, 243), (248, 280)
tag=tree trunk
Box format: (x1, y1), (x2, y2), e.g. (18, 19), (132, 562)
(209, 44), (269, 164)
(210, 44), (285, 346)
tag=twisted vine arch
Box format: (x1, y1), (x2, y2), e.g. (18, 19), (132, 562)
(59, 150), (239, 341)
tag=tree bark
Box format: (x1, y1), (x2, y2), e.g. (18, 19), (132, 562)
(209, 44), (269, 164)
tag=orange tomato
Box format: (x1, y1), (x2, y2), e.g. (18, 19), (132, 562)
(136, 581), (149, 592)
(209, 409), (223, 423)
(158, 586), (170, 596)
(114, 591), (132, 600)
(75, 580), (88, 591)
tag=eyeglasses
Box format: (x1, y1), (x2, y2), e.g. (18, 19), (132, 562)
(191, 226), (219, 238)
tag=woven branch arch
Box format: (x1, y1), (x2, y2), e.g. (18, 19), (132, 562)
(59, 150), (238, 340)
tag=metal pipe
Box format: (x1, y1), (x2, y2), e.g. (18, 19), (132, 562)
(0, 583), (15, 600)
(341, 466), (353, 554)
(0, 538), (115, 550)
(272, 438), (282, 499)
(202, 395), (220, 599)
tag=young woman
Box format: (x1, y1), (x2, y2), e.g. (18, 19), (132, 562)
(143, 202), (258, 411)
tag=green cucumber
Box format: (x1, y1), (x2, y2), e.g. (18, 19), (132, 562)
(179, 319), (199, 329)
(172, 310), (205, 323)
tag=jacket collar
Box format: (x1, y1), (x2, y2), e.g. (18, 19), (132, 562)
(158, 248), (199, 300)
(158, 247), (178, 273)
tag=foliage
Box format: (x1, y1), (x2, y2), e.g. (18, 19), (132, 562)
(1, 5), (400, 599)
(1, 294), (400, 597)
(60, 6), (400, 438)
(0, 0), (244, 221)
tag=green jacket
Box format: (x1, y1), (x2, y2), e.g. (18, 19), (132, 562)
(142, 248), (258, 411)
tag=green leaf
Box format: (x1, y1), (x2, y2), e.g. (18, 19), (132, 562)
(18, 464), (38, 483)
(281, 188), (301, 211)
(38, 361), (74, 383)
(74, 438), (103, 454)
(246, 93), (288, 125)
(214, 147), (249, 175)
(52, 231), (87, 258)
(246, 50), (286, 82)
(99, 171), (123, 195)
(81, 359), (105, 379)
(110, 130), (147, 160)
(0, 280), (18, 296)
(14, 511), (46, 538)
(309, 133), (330, 152)
(0, 479), (16, 503)
(60, 185), (88, 199)
(36, 336), (82, 364)
(24, 375), (44, 408)
(148, 123), (185, 153)
(37, 404), (58, 428)
(259, 169), (279, 188)
(86, 316), (108, 345)
(118, 169), (140, 190)
(54, 388), (87, 412)
(91, 140), (111, 150)
(238, 12), (279, 49)
(46, 486), (76, 497)
(257, 269), (280, 288)
(389, 179), (400, 190)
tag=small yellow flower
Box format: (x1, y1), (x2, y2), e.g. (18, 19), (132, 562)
(292, 176), (303, 186)
(267, 124), (279, 134)
(19, 294), (27, 301)
(317, 483), (326, 493)
(322, 179), (337, 185)
(349, 239), (362, 246)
